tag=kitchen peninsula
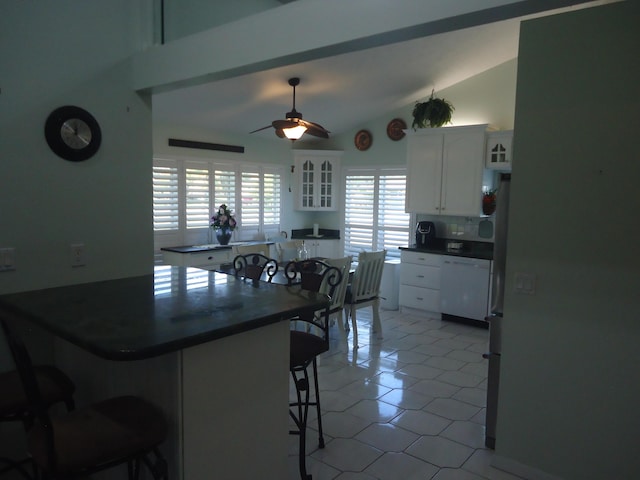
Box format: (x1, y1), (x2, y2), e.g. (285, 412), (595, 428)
(0, 266), (328, 480)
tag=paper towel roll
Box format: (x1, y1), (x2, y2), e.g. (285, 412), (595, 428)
(313, 224), (319, 236)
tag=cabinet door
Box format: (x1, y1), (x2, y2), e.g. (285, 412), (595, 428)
(299, 159), (315, 209)
(294, 151), (341, 211)
(440, 131), (485, 216)
(315, 239), (339, 259)
(486, 131), (513, 171)
(405, 133), (443, 213)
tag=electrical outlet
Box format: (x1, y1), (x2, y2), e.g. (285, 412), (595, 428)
(0, 247), (16, 271)
(70, 243), (86, 267)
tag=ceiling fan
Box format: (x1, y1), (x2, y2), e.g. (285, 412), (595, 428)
(250, 77), (330, 141)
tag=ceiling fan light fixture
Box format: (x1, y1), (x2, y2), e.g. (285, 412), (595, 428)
(282, 124), (307, 140)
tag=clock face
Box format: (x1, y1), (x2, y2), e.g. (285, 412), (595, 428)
(61, 119), (92, 149)
(45, 106), (101, 161)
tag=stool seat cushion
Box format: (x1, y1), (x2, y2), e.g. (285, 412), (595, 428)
(290, 331), (328, 368)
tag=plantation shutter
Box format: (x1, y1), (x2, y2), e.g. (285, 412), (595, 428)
(185, 166), (209, 229)
(344, 174), (375, 258)
(263, 169), (281, 230)
(376, 172), (410, 259)
(343, 168), (409, 259)
(153, 163), (179, 231)
(213, 169), (236, 219)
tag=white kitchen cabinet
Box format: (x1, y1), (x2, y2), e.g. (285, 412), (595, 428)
(161, 248), (232, 270)
(399, 251), (442, 313)
(293, 150), (342, 211)
(303, 239), (340, 259)
(486, 130), (513, 171)
(405, 125), (488, 216)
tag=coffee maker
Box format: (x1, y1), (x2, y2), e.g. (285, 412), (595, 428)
(415, 221), (436, 248)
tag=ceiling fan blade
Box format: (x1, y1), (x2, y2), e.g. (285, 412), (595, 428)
(305, 126), (330, 139)
(275, 129), (285, 138)
(272, 119), (299, 130)
(249, 125), (273, 134)
(299, 119), (330, 138)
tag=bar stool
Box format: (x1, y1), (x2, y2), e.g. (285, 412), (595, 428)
(1, 318), (169, 480)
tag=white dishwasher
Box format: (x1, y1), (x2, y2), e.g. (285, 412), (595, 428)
(440, 256), (491, 321)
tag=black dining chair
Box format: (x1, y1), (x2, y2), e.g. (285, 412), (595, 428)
(232, 253), (278, 282)
(0, 318), (169, 480)
(1, 326), (76, 480)
(284, 259), (341, 480)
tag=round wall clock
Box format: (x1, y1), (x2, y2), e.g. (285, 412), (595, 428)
(386, 118), (407, 141)
(354, 129), (372, 151)
(45, 106), (102, 162)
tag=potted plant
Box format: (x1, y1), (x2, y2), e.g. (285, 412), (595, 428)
(411, 90), (455, 129)
(482, 189), (497, 215)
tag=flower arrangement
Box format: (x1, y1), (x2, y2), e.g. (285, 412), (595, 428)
(210, 204), (237, 230)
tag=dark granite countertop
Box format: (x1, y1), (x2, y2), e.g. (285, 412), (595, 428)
(291, 228), (340, 240)
(161, 241), (273, 254)
(400, 239), (494, 260)
(0, 267), (327, 361)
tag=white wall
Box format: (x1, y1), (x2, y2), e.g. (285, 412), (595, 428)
(0, 1), (154, 295)
(495, 2), (640, 479)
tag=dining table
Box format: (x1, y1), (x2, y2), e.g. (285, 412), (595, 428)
(0, 265), (329, 480)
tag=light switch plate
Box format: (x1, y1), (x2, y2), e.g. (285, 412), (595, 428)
(514, 272), (536, 294)
(0, 247), (16, 271)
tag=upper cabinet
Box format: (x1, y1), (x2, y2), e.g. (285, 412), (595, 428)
(486, 130), (513, 171)
(405, 125), (489, 216)
(293, 150), (342, 211)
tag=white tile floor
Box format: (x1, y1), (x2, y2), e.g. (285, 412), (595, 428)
(288, 308), (523, 480)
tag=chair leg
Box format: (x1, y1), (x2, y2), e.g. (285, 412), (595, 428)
(289, 368), (312, 480)
(0, 457), (34, 480)
(311, 358), (325, 449)
(350, 307), (358, 349)
(372, 299), (383, 339)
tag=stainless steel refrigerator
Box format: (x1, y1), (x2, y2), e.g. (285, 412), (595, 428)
(484, 172), (510, 449)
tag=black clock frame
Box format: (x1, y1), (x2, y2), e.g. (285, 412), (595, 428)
(45, 105), (102, 162)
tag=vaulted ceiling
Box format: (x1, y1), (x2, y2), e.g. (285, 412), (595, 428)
(150, 1), (615, 140)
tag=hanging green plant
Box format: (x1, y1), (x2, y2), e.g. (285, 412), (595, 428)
(411, 90), (455, 129)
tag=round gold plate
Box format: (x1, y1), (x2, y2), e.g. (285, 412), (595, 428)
(355, 129), (372, 151)
(386, 118), (407, 141)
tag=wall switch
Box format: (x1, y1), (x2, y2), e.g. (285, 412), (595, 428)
(70, 243), (86, 267)
(514, 272), (536, 295)
(0, 247), (16, 271)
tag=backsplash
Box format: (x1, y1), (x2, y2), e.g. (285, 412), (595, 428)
(415, 214), (494, 242)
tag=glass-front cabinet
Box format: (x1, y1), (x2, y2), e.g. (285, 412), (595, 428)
(485, 130), (513, 171)
(293, 150), (342, 211)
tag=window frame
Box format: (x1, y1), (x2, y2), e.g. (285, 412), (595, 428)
(341, 165), (413, 260)
(153, 155), (284, 251)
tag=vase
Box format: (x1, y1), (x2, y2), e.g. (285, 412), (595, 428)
(216, 227), (232, 245)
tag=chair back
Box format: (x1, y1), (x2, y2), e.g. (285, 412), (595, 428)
(232, 253), (278, 282)
(284, 259), (342, 335)
(324, 256), (353, 314)
(1, 319), (57, 472)
(350, 250), (386, 303)
(232, 244), (270, 257)
(275, 240), (303, 263)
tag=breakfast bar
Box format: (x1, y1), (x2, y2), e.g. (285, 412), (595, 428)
(0, 266), (328, 480)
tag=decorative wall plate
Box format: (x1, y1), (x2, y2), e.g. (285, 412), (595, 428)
(354, 129), (372, 151)
(386, 118), (407, 141)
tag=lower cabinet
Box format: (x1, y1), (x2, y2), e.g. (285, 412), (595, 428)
(399, 251), (442, 313)
(305, 239), (340, 259)
(161, 249), (232, 270)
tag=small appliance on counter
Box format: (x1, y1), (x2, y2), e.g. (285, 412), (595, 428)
(415, 221), (436, 248)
